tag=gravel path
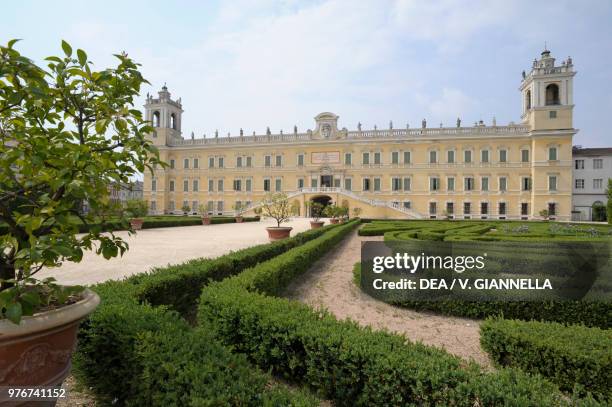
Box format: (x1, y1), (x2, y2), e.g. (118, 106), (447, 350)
(284, 228), (491, 368)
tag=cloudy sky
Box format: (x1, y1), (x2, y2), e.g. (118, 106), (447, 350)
(3, 0), (611, 146)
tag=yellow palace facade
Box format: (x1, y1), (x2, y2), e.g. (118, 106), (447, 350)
(143, 49), (576, 220)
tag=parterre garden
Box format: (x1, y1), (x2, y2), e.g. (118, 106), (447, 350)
(355, 220), (612, 402)
(72, 218), (611, 405)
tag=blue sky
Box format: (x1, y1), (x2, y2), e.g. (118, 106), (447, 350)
(2, 0), (611, 147)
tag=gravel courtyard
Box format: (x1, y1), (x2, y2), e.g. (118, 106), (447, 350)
(39, 217), (312, 286)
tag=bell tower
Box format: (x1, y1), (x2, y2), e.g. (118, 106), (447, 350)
(144, 84), (184, 146)
(519, 48), (575, 131)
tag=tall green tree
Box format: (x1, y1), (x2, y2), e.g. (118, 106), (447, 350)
(607, 178), (612, 224)
(0, 40), (162, 323)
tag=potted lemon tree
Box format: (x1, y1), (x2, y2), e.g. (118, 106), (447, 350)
(198, 203), (211, 225)
(324, 204), (342, 224)
(126, 199), (148, 230)
(233, 202), (245, 223)
(306, 201), (325, 229)
(0, 40), (161, 392)
(261, 193), (295, 240)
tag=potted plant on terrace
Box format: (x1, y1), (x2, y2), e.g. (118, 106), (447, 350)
(198, 203), (211, 225)
(306, 201), (325, 229)
(261, 193), (295, 240)
(0, 40), (161, 391)
(233, 202), (245, 223)
(181, 203), (191, 216)
(126, 199), (148, 230)
(324, 204), (341, 224)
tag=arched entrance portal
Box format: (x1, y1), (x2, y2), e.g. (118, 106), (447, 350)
(309, 195), (332, 217)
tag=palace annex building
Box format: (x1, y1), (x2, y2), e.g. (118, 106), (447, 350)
(143, 49), (576, 220)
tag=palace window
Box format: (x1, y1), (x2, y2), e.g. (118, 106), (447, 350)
(236, 156), (242, 168)
(463, 202), (471, 214)
(391, 151), (399, 164)
(499, 177), (507, 192)
(499, 202), (507, 215)
(403, 177), (411, 191)
(525, 90), (531, 110)
(169, 201), (175, 211)
(392, 177), (402, 191)
(548, 176), (557, 191)
(403, 151), (411, 164)
(521, 149), (530, 163)
(207, 201), (214, 213)
(548, 147), (558, 161)
(430, 177), (440, 191)
(374, 152), (381, 165)
(575, 159), (584, 169)
(151, 178), (156, 192)
(183, 180), (189, 192)
(464, 177), (474, 191)
(344, 178), (352, 191)
(275, 155), (282, 167)
(446, 202), (454, 214)
(374, 178), (381, 191)
(593, 159), (603, 169)
(594, 179), (603, 189)
(522, 177), (532, 191)
(217, 179), (224, 192)
(345, 152), (352, 165)
(549, 111), (557, 119)
(192, 201), (198, 212)
(499, 149), (507, 163)
(362, 152), (370, 165)
(429, 202), (437, 214)
(169, 180), (175, 192)
(429, 151), (437, 164)
(297, 154), (304, 166)
(264, 155), (271, 167)
(208, 179), (214, 192)
(263, 179), (271, 192)
(152, 111), (160, 127)
(481, 202), (488, 215)
(447, 177), (455, 192)
(362, 178), (371, 191)
(481, 150), (489, 163)
(246, 156), (252, 167)
(447, 150), (455, 164)
(245, 179), (252, 192)
(334, 178), (341, 188)
(275, 178), (282, 192)
(170, 159), (175, 169)
(209, 157), (214, 168)
(150, 201), (156, 211)
(575, 179), (584, 189)
(464, 150), (472, 163)
(548, 203), (556, 216)
(233, 179), (242, 191)
(218, 157), (224, 168)
(298, 178), (304, 189)
(193, 180), (199, 192)
(184, 158), (189, 169)
(217, 201), (224, 213)
(194, 158), (199, 169)
(521, 203), (529, 216)
(481, 177), (489, 192)
(311, 178), (318, 188)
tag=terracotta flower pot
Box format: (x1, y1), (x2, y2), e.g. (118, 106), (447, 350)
(0, 289), (100, 397)
(130, 218), (144, 230)
(235, 216), (244, 223)
(266, 226), (292, 241)
(202, 217), (211, 225)
(310, 221), (324, 229)
(330, 218), (339, 224)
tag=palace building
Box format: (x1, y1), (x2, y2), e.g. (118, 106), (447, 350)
(143, 49), (576, 220)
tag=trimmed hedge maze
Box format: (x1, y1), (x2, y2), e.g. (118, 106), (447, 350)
(355, 220), (612, 402)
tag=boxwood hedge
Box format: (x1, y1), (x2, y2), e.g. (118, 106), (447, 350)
(480, 318), (611, 401)
(198, 220), (601, 406)
(73, 224), (337, 406)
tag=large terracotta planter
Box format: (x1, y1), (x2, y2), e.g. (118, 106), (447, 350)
(130, 218), (144, 230)
(310, 221), (324, 229)
(235, 216), (244, 223)
(202, 217), (211, 225)
(266, 226), (292, 241)
(0, 289), (100, 401)
(330, 218), (339, 224)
